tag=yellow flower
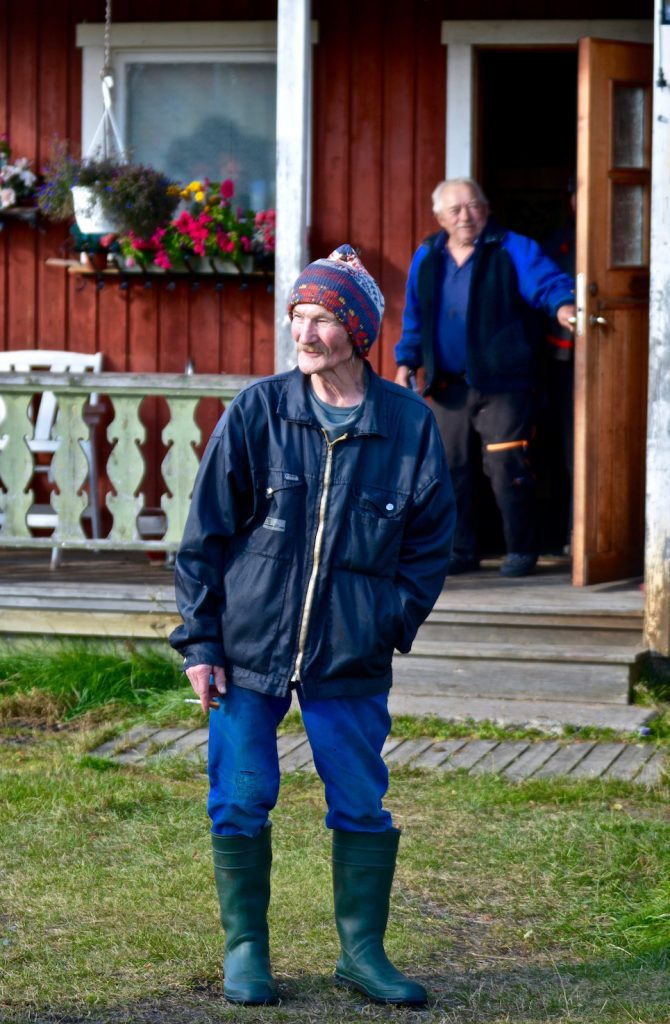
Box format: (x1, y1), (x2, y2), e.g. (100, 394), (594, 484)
(187, 181), (201, 192)
(195, 191), (205, 202)
(180, 190), (190, 199)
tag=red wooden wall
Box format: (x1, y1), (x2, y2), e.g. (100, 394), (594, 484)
(0, 0), (649, 383)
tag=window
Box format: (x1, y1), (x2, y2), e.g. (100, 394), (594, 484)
(77, 22), (277, 209)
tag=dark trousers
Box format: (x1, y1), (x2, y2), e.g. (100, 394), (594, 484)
(431, 380), (537, 557)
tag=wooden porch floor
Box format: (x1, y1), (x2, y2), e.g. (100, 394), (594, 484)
(0, 548), (645, 607)
(0, 549), (644, 640)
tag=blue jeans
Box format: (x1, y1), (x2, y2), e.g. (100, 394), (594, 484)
(208, 683), (393, 837)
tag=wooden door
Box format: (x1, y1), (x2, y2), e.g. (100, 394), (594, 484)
(572, 38), (652, 586)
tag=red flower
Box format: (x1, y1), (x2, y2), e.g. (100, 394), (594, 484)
(220, 179), (235, 200)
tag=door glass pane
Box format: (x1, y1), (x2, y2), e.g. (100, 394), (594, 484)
(611, 184), (644, 265)
(124, 61), (276, 210)
(612, 84), (645, 168)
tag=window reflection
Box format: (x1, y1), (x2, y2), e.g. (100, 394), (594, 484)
(125, 61), (276, 209)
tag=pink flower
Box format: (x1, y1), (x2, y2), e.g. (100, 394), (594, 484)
(221, 179), (234, 200)
(154, 251), (172, 269)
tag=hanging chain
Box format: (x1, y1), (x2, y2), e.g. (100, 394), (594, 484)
(101, 0), (113, 79)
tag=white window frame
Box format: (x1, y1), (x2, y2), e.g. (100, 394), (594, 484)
(441, 19), (652, 180)
(76, 22), (279, 160)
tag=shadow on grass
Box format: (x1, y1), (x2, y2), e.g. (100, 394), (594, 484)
(4, 952), (669, 1024)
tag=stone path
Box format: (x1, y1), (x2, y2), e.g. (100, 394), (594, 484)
(92, 726), (667, 786)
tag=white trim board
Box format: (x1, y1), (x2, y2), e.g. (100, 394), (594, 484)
(441, 19), (652, 179)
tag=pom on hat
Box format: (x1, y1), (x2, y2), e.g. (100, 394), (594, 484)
(287, 244), (385, 357)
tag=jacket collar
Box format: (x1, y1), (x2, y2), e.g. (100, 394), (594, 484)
(277, 364), (388, 437)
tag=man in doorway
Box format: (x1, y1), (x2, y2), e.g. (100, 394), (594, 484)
(170, 245), (455, 1006)
(395, 178), (575, 577)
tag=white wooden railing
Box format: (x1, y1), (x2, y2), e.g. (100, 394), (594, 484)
(0, 372), (256, 553)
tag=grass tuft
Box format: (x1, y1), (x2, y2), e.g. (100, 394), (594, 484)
(0, 642), (183, 720)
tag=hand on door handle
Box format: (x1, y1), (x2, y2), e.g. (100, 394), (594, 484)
(589, 314), (608, 327)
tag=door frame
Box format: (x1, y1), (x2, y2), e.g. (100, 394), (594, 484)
(441, 20), (652, 180)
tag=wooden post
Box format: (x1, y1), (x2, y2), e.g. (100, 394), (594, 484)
(644, 10), (670, 657)
(275, 0), (312, 372)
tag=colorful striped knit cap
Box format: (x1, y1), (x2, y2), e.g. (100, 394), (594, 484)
(287, 244), (385, 357)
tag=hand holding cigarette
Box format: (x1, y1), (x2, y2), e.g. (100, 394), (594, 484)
(184, 663), (227, 713)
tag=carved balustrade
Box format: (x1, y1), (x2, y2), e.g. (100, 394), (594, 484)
(0, 372), (256, 552)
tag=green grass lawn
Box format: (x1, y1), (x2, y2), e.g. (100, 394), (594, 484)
(1, 646), (670, 1023)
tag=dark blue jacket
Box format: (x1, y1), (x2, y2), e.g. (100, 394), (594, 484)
(395, 220), (575, 393)
(170, 366), (456, 699)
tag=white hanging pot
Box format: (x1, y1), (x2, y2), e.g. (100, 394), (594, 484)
(71, 185), (118, 234)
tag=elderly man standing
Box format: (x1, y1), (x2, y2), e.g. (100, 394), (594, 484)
(170, 245), (455, 1007)
(395, 178), (575, 577)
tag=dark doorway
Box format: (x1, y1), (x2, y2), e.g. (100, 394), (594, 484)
(478, 49), (578, 241)
(476, 48), (578, 557)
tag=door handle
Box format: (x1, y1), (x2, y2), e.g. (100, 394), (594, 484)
(589, 314), (608, 327)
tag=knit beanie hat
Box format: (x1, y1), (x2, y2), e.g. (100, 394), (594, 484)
(287, 243), (385, 357)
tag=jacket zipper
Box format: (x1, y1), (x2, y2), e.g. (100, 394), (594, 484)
(291, 430), (348, 684)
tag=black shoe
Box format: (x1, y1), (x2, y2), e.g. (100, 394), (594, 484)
(448, 554), (480, 575)
(500, 553), (537, 578)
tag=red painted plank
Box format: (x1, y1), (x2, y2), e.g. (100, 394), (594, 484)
(414, 4), (446, 250)
(97, 276), (129, 372)
(379, 1), (416, 380)
(67, 272), (98, 354)
(349, 0), (383, 376)
(311, 3), (351, 255)
(188, 282), (222, 453)
(220, 281), (253, 375)
(6, 5), (38, 345)
(251, 281), (274, 376)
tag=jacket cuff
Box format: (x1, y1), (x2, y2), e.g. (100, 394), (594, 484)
(550, 296), (575, 317)
(179, 643), (226, 672)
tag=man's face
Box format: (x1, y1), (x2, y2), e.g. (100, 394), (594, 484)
(291, 303), (356, 376)
(436, 184), (488, 245)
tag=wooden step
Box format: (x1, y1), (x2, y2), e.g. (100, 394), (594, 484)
(409, 638), (644, 665)
(419, 611), (642, 647)
(392, 652), (633, 704)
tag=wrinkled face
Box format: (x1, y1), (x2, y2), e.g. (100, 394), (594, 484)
(291, 303), (356, 376)
(436, 183), (488, 245)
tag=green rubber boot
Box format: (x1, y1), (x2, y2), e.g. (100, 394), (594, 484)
(332, 828), (428, 1006)
(211, 826), (279, 1005)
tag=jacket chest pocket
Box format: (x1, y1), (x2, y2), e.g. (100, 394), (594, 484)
(251, 469), (305, 547)
(344, 484), (409, 573)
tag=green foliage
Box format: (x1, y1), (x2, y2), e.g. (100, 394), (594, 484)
(100, 163), (180, 238)
(37, 140), (79, 220)
(0, 642), (183, 720)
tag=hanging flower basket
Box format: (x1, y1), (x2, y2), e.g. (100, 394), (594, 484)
(71, 185), (119, 235)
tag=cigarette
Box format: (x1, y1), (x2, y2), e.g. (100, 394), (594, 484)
(183, 698), (220, 707)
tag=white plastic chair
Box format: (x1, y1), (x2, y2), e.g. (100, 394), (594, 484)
(0, 349), (103, 564)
